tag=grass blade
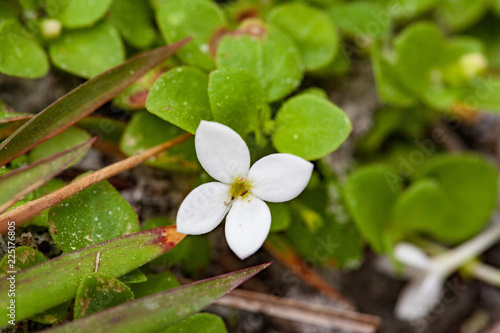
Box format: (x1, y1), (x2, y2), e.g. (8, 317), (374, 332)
(0, 226), (185, 325)
(0, 138), (95, 213)
(43, 263), (271, 333)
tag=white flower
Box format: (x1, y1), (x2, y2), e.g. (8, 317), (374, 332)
(176, 121), (313, 259)
(394, 224), (500, 320)
(393, 243), (443, 320)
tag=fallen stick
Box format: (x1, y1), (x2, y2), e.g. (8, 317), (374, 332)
(216, 289), (381, 333)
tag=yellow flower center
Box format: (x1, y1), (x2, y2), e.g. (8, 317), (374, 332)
(229, 177), (252, 200)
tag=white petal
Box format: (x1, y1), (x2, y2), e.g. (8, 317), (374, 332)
(248, 153), (313, 202)
(176, 182), (231, 235)
(195, 121), (250, 184)
(394, 243), (432, 271)
(395, 273), (443, 320)
(225, 197), (271, 259)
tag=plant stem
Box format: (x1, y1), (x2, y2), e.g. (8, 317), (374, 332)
(432, 223), (500, 276)
(0, 133), (192, 233)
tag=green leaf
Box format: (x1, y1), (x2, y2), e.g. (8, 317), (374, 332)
(29, 126), (91, 164)
(108, 0), (156, 49)
(460, 77), (500, 113)
(142, 217), (211, 274)
(344, 164), (402, 253)
(272, 94), (351, 160)
(269, 202), (291, 232)
(74, 272), (134, 319)
(161, 313), (227, 333)
(0, 0), (21, 19)
(208, 68), (265, 135)
(216, 20), (304, 102)
(49, 178), (140, 252)
(268, 2), (338, 71)
(120, 111), (198, 171)
(435, 0), (488, 31)
(42, 263), (270, 333)
(25, 179), (66, 227)
(118, 269), (147, 285)
(44, 0), (113, 28)
(376, 0), (437, 21)
(0, 20), (49, 78)
(0, 246), (46, 277)
(130, 270), (180, 299)
(392, 179), (449, 234)
(156, 0), (226, 71)
(0, 247), (69, 324)
(146, 66), (212, 133)
(0, 226), (185, 325)
(328, 2), (391, 42)
(77, 116), (126, 147)
(413, 153), (498, 243)
(49, 22), (125, 79)
(371, 45), (417, 108)
(0, 139), (93, 213)
(0, 38), (190, 166)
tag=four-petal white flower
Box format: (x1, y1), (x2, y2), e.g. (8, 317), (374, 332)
(394, 223), (500, 320)
(176, 121), (313, 259)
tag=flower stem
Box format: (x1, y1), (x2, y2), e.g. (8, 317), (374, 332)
(433, 223), (500, 276)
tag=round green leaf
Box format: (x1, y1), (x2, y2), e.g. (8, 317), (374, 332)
(156, 0), (226, 71)
(28, 126), (91, 164)
(44, 0), (113, 28)
(0, 20), (49, 78)
(49, 179), (140, 252)
(146, 66), (212, 133)
(414, 153), (498, 243)
(328, 2), (390, 42)
(74, 272), (134, 319)
(120, 111), (198, 171)
(208, 68), (265, 135)
(435, 0), (488, 32)
(49, 22), (125, 79)
(392, 179), (451, 236)
(216, 20), (304, 102)
(272, 94), (351, 160)
(343, 164), (403, 253)
(269, 202), (291, 232)
(108, 0), (156, 49)
(130, 271), (180, 299)
(161, 313), (227, 333)
(268, 3), (338, 71)
(394, 22), (457, 109)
